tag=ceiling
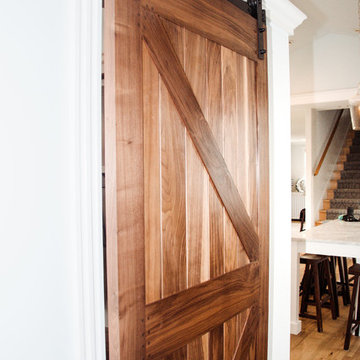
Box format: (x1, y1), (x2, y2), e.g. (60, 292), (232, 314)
(289, 0), (359, 50)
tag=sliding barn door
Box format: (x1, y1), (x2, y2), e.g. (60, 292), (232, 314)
(104, 0), (269, 359)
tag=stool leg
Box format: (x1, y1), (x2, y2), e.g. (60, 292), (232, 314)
(356, 285), (360, 336)
(338, 256), (347, 306)
(345, 275), (359, 350)
(313, 263), (323, 332)
(300, 264), (311, 316)
(324, 260), (337, 320)
(329, 257), (340, 317)
(343, 258), (351, 305)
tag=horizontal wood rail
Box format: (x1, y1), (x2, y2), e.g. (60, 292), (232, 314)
(145, 262), (259, 359)
(314, 109), (344, 176)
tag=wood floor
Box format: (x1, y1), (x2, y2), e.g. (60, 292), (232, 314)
(291, 288), (360, 359)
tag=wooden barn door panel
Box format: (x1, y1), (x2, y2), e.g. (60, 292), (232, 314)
(105, 0), (269, 358)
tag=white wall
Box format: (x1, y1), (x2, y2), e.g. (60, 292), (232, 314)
(0, 1), (104, 359)
(290, 33), (360, 94)
(291, 144), (305, 181)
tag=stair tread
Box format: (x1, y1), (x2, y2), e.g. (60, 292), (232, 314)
(326, 209), (360, 214)
(331, 198), (360, 201)
(334, 189), (360, 198)
(338, 179), (360, 183)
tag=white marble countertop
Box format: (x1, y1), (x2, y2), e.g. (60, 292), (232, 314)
(292, 219), (360, 245)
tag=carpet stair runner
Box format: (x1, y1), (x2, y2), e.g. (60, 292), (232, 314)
(319, 130), (360, 222)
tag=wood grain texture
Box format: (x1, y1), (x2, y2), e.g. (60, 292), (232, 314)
(256, 49), (270, 360)
(141, 0), (258, 61)
(143, 44), (161, 305)
(222, 46), (243, 360)
(237, 56), (258, 227)
(142, 10), (259, 262)
(107, 0), (269, 359)
(159, 21), (187, 360)
(184, 29), (210, 360)
(232, 306), (259, 360)
(146, 262), (260, 359)
(244, 58), (258, 227)
(104, 0), (146, 358)
(207, 40), (225, 360)
(160, 79), (187, 297)
(104, 0), (120, 357)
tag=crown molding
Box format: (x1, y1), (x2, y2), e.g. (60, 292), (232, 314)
(263, 0), (307, 35)
(291, 87), (358, 109)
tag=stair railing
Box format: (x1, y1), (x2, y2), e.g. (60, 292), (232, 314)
(314, 109), (344, 176)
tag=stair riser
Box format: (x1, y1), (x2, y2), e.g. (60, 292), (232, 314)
(326, 209), (360, 220)
(338, 181), (360, 189)
(344, 163), (360, 170)
(330, 200), (360, 209)
(333, 190), (360, 199)
(352, 138), (360, 145)
(340, 171), (360, 179)
(347, 154), (360, 162)
(350, 146), (360, 153)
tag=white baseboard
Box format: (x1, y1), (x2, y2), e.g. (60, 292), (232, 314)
(290, 320), (302, 335)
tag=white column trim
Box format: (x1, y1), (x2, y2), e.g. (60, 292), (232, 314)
(263, 1), (306, 359)
(264, 0), (306, 35)
(70, 1), (105, 359)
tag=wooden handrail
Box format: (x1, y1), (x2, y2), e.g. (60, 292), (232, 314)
(314, 109), (344, 176)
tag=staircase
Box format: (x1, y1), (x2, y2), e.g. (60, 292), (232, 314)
(319, 130), (360, 222)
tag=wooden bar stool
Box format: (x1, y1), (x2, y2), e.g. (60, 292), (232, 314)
(344, 263), (360, 350)
(300, 254), (337, 332)
(329, 256), (351, 314)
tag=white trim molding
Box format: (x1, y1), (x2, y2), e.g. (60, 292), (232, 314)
(70, 1), (105, 359)
(264, 1), (306, 359)
(264, 0), (306, 35)
(291, 87), (358, 109)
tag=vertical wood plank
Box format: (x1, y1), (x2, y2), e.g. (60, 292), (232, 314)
(236, 55), (249, 215)
(143, 44), (161, 304)
(160, 82), (187, 296)
(207, 40), (224, 360)
(184, 29), (209, 360)
(246, 59), (259, 228)
(256, 50), (269, 360)
(237, 56), (258, 228)
(160, 20), (187, 360)
(105, 0), (145, 358)
(104, 0), (120, 357)
(222, 46), (241, 360)
(236, 55), (259, 359)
